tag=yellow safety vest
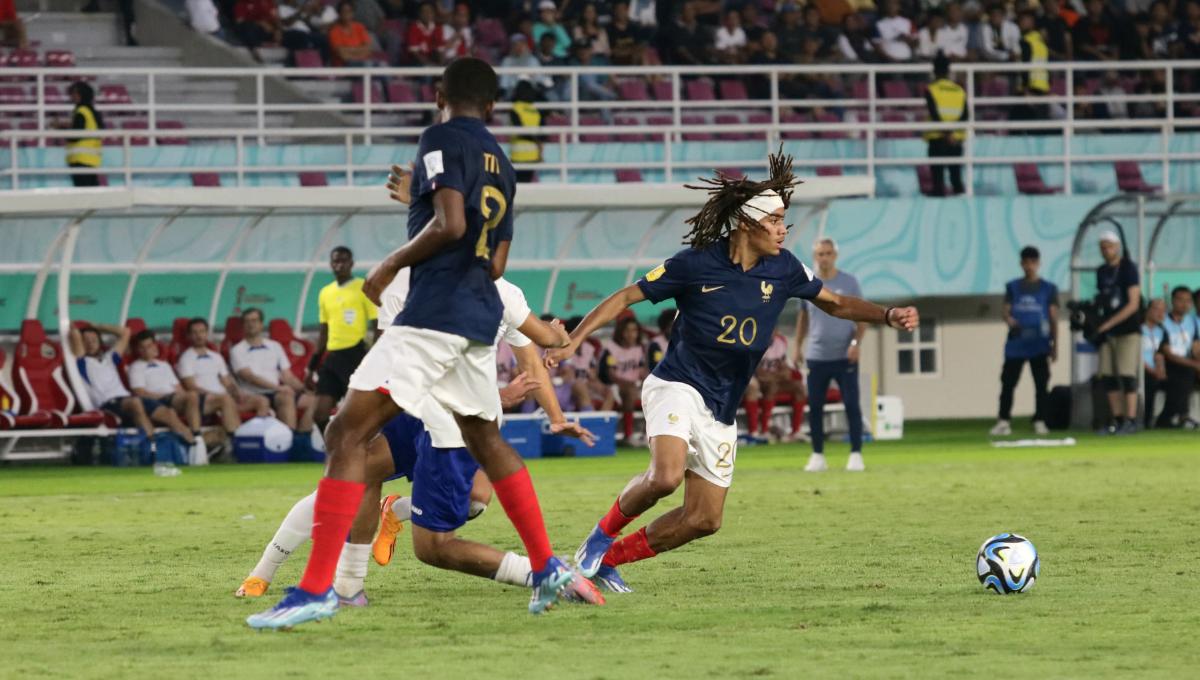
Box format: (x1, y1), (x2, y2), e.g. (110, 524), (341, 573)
(925, 79), (966, 142)
(66, 104), (102, 167)
(1022, 30), (1049, 94)
(510, 101), (542, 163)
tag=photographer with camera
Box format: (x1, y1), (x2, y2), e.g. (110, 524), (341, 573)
(990, 246), (1058, 437)
(1093, 232), (1143, 435)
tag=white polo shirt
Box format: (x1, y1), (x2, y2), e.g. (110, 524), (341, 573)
(176, 347), (231, 394)
(230, 338), (291, 394)
(128, 359), (180, 396)
(77, 351), (131, 406)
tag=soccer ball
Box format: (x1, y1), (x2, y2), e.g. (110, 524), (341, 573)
(976, 533), (1039, 594)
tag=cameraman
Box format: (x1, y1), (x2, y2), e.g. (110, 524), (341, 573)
(991, 246), (1058, 437)
(1094, 231), (1142, 435)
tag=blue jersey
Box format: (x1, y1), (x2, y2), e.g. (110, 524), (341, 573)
(396, 116), (517, 344)
(1004, 278), (1058, 359)
(637, 240), (823, 425)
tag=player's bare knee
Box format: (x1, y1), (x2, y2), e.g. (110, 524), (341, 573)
(412, 533), (450, 568)
(685, 512), (722, 538)
(645, 468), (683, 498)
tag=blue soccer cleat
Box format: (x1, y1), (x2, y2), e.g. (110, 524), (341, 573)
(246, 586), (339, 630)
(593, 564), (633, 593)
(529, 556), (575, 615)
(574, 523), (615, 578)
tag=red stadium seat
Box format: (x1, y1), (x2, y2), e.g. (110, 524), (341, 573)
(651, 79), (673, 101)
(781, 112), (813, 140)
(684, 78), (715, 101)
(681, 114), (712, 141)
(0, 346), (53, 429)
(12, 320), (115, 428)
(879, 110), (911, 138)
(351, 80), (384, 104)
(268, 319), (313, 383)
(120, 119), (149, 146)
(1114, 162), (1160, 194)
(386, 79), (416, 103)
(191, 172), (221, 187)
(293, 49), (324, 69)
(613, 114), (649, 142)
(156, 120), (188, 145)
(717, 79), (748, 101)
(1013, 163), (1062, 195)
(167, 317), (217, 364)
(97, 84), (132, 105)
(815, 111), (846, 139)
(579, 115), (611, 143)
(299, 172), (328, 187)
(816, 166), (843, 176)
(715, 113), (753, 141)
(617, 78), (650, 101)
(220, 316), (244, 360)
(615, 169), (643, 182)
(882, 79), (913, 99)
(43, 49), (76, 69)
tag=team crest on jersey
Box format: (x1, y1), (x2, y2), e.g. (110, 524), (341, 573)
(760, 281), (774, 302)
(645, 264), (666, 282)
(668, 413), (679, 424)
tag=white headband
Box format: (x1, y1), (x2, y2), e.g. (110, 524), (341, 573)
(743, 190), (785, 219)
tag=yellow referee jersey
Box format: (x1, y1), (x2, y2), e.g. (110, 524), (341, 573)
(318, 278), (377, 351)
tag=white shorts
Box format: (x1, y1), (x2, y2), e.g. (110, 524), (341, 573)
(348, 326), (501, 442)
(641, 374), (738, 488)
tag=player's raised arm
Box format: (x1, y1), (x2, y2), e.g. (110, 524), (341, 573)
(516, 313), (571, 349)
(544, 284), (647, 366)
(810, 287), (920, 331)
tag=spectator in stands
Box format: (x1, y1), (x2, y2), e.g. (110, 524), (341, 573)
(1157, 286), (1200, 428)
(1096, 70), (1129, 120)
(749, 30), (794, 98)
(536, 31), (569, 100)
(667, 1), (713, 65)
(329, 1), (376, 66)
(1039, 0), (1073, 60)
(500, 34), (553, 97)
(1017, 10), (1051, 119)
(740, 1), (767, 55)
(799, 5), (834, 58)
(775, 3), (805, 59)
(0, 0), (27, 49)
(714, 9), (747, 63)
(571, 39), (618, 101)
(1073, 0), (1117, 60)
(648, 308), (673, 372)
(279, 0), (333, 66)
(574, 2), (612, 59)
(534, 0), (572, 58)
(990, 246), (1058, 437)
(69, 323), (202, 463)
(407, 2), (443, 65)
(177, 317), (270, 422)
(128, 330), (208, 454)
(942, 2), (971, 59)
(836, 11), (879, 62)
(1141, 298), (1167, 429)
(510, 80), (543, 182)
(234, 0), (281, 62)
(873, 0), (917, 61)
(919, 7), (969, 60)
(1172, 0), (1200, 59)
(627, 0), (655, 28)
(441, 3), (475, 62)
(608, 1), (649, 65)
(979, 3), (1020, 61)
(55, 82), (104, 188)
(924, 53), (967, 196)
(229, 307), (316, 435)
(599, 316), (648, 446)
(186, 0), (225, 40)
(1093, 231), (1143, 435)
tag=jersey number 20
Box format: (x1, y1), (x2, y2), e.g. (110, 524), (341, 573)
(716, 315), (758, 346)
(476, 186), (508, 259)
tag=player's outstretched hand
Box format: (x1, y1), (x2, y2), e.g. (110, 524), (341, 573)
(544, 343), (575, 369)
(386, 164), (413, 205)
(887, 306), (920, 331)
(363, 262), (396, 306)
(499, 372), (540, 409)
(548, 318), (571, 349)
(548, 420), (597, 447)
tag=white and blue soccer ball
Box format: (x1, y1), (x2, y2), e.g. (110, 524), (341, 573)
(976, 533), (1039, 594)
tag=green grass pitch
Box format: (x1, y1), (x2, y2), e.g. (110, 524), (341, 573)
(1, 420), (1197, 679)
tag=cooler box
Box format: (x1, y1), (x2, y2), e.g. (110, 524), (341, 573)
(873, 396), (904, 440)
(501, 414), (544, 459)
(542, 411), (618, 457)
(233, 436), (290, 464)
(233, 417), (293, 463)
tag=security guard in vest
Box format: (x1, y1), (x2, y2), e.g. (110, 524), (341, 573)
(309, 245), (377, 431)
(509, 80), (543, 183)
(64, 81), (103, 187)
(923, 52), (966, 196)
(1018, 11), (1050, 96)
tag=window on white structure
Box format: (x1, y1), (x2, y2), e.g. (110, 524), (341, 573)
(897, 318), (938, 375)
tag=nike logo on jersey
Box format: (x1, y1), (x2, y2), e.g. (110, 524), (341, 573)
(701, 285), (724, 293)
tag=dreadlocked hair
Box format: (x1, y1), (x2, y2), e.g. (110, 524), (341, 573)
(681, 148), (800, 250)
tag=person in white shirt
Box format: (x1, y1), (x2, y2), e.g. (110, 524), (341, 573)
(229, 307), (315, 433)
(979, 4), (1020, 61)
(918, 6), (969, 60)
(185, 0), (222, 36)
(177, 318), (271, 432)
(128, 330), (203, 440)
(873, 0), (916, 62)
(714, 9), (746, 62)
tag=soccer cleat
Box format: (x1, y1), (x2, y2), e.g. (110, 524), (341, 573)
(803, 453), (828, 472)
(1032, 420), (1050, 435)
(246, 586), (339, 630)
(846, 452), (865, 472)
(1116, 420), (1138, 435)
(235, 576), (270, 598)
(593, 564), (633, 593)
(528, 556), (575, 615)
(372, 494), (405, 566)
(337, 590), (369, 608)
(562, 570), (607, 606)
(574, 523), (616, 578)
(989, 420), (1012, 436)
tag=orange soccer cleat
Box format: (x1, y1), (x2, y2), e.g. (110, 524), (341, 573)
(235, 576), (270, 598)
(372, 494), (406, 566)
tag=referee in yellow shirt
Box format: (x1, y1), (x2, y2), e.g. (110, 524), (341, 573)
(309, 246), (377, 430)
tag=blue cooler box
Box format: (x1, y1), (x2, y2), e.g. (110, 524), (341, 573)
(233, 436), (290, 464)
(501, 414), (544, 459)
(542, 411), (618, 457)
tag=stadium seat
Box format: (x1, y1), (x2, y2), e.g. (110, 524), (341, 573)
(651, 79), (673, 101)
(0, 346), (53, 429)
(268, 319), (313, 383)
(191, 172), (221, 187)
(816, 166), (843, 176)
(12, 319), (114, 428)
(293, 49), (323, 69)
(220, 316), (244, 359)
(718, 79), (749, 101)
(4, 48), (38, 70)
(879, 111), (910, 138)
(645, 115), (672, 142)
(0, 85), (29, 105)
(43, 50), (76, 71)
(41, 85), (68, 105)
(97, 84), (132, 106)
(815, 111), (846, 139)
(1013, 164), (1062, 195)
(579, 115), (612, 143)
(120, 120), (149, 146)
(386, 79), (416, 103)
(351, 80), (385, 105)
(1114, 162), (1160, 194)
(681, 114), (713, 141)
(715, 114), (753, 141)
(881, 79), (913, 99)
(616, 78), (650, 101)
(615, 169), (643, 182)
(299, 172), (328, 187)
(156, 120), (188, 145)
(781, 112), (813, 140)
(613, 114), (649, 142)
(685, 78), (715, 101)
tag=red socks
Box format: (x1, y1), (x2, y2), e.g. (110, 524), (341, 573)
(622, 411), (634, 440)
(761, 397), (777, 434)
(791, 398), (807, 434)
(602, 527), (657, 568)
(598, 497), (638, 538)
(298, 477), (365, 595)
(743, 399), (761, 435)
(491, 467), (554, 572)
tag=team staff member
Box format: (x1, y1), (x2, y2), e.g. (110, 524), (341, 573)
(1141, 299), (1167, 429)
(309, 246), (377, 431)
(990, 246), (1058, 437)
(924, 52), (966, 196)
(794, 238), (867, 472)
(56, 82), (103, 187)
(1094, 231), (1143, 435)
(230, 307), (315, 436)
(1157, 286), (1200, 428)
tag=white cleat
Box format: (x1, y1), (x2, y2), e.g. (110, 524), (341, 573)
(1032, 420), (1049, 435)
(803, 453), (828, 472)
(989, 420), (1012, 436)
(845, 452), (865, 472)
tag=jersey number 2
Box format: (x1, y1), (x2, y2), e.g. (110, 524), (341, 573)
(716, 315), (758, 346)
(476, 186), (508, 259)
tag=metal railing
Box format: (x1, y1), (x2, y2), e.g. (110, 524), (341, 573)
(2, 61), (1198, 191)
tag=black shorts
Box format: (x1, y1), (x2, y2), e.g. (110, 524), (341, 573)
(316, 342), (367, 400)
